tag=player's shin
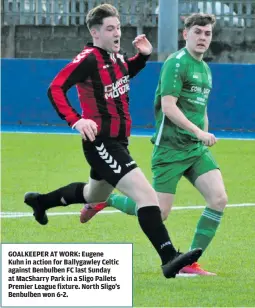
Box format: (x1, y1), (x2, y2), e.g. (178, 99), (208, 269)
(190, 207), (223, 251)
(137, 206), (176, 265)
(37, 182), (87, 210)
(107, 194), (137, 215)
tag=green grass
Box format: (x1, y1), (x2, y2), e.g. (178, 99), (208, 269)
(1, 133), (255, 307)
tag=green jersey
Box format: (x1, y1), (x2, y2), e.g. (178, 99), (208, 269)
(151, 48), (212, 149)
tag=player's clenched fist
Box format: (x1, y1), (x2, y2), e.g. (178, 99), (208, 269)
(73, 119), (98, 141)
(195, 130), (217, 147)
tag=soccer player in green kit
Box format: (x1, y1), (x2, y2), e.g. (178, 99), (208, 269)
(80, 13), (228, 276)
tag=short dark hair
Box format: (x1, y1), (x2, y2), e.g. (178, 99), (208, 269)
(86, 4), (120, 29)
(184, 13), (216, 29)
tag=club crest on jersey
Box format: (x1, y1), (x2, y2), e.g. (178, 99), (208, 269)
(116, 53), (125, 63)
(109, 53), (125, 64)
(109, 53), (116, 63)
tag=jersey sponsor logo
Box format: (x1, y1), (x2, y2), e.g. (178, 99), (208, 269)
(188, 98), (205, 106)
(104, 75), (130, 99)
(197, 97), (206, 102)
(73, 49), (93, 63)
(190, 86), (211, 95)
(191, 86), (202, 93)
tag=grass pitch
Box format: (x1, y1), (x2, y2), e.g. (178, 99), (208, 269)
(1, 133), (255, 307)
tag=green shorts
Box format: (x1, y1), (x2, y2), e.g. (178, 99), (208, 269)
(151, 144), (219, 194)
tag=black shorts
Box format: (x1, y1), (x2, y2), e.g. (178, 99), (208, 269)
(82, 137), (138, 187)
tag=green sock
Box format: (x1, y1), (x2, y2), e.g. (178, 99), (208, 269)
(106, 194), (137, 216)
(190, 207), (223, 252)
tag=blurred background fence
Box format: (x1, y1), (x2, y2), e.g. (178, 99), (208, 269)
(2, 0), (255, 28)
(2, 58), (255, 131)
(1, 1), (255, 131)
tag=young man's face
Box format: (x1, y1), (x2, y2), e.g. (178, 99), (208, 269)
(91, 16), (121, 53)
(183, 24), (213, 55)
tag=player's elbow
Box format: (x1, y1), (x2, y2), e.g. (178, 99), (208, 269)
(162, 104), (169, 115)
(47, 83), (65, 100)
(47, 82), (57, 98)
(161, 96), (178, 115)
(162, 102), (175, 117)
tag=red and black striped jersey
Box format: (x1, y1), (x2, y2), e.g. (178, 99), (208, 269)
(48, 43), (150, 139)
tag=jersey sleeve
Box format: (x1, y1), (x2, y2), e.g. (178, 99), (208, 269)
(160, 57), (185, 98)
(125, 53), (150, 78)
(204, 62), (213, 88)
(47, 50), (95, 127)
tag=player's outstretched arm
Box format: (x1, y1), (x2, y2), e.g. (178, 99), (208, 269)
(126, 34), (153, 78)
(132, 34), (153, 56)
(48, 49), (94, 127)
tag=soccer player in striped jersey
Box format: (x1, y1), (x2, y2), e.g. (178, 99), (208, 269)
(24, 4), (202, 278)
(81, 13), (228, 276)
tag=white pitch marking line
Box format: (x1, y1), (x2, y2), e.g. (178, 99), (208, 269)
(1, 131), (255, 140)
(1, 203), (255, 218)
(176, 273), (198, 278)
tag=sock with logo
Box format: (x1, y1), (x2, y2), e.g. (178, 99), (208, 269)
(37, 182), (87, 210)
(107, 194), (137, 215)
(137, 206), (176, 265)
(190, 207), (223, 252)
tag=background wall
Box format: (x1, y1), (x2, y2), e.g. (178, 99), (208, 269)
(2, 59), (255, 131)
(1, 25), (255, 63)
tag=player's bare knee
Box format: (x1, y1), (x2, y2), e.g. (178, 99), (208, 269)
(117, 171), (159, 207)
(136, 194), (159, 208)
(209, 191), (228, 211)
(83, 184), (110, 203)
(158, 203), (171, 221)
(84, 191), (107, 203)
(83, 178), (114, 203)
(160, 208), (169, 221)
(134, 186), (159, 208)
